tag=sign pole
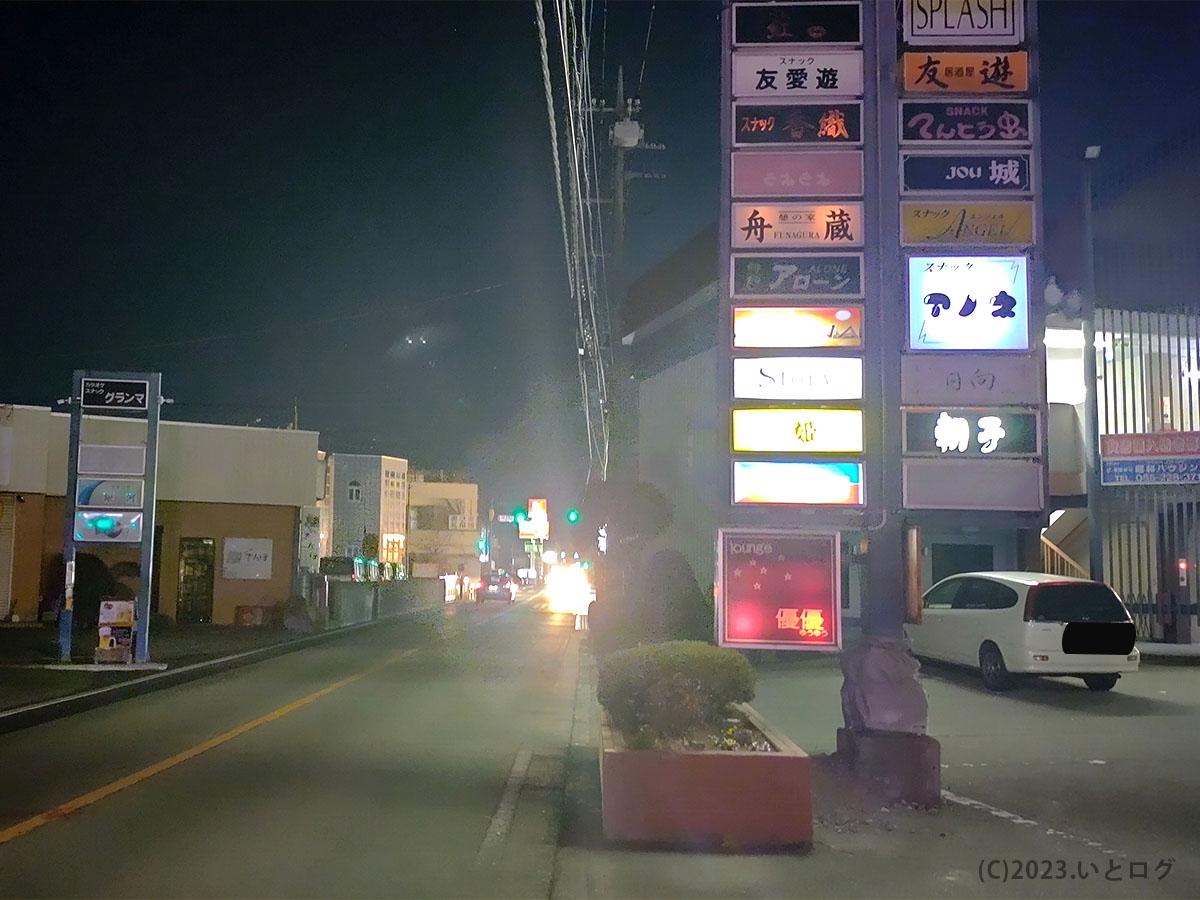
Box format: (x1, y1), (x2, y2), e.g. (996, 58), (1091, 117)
(135, 373), (162, 663)
(58, 370), (85, 662)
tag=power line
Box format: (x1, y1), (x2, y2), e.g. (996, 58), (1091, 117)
(637, 2), (655, 97)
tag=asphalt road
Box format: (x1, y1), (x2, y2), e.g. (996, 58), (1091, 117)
(0, 589), (581, 899)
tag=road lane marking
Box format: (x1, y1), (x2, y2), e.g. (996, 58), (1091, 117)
(473, 748), (533, 868)
(941, 789), (1125, 857)
(0, 647), (417, 847)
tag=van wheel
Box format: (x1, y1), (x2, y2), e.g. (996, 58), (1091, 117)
(979, 643), (1012, 692)
(1083, 674), (1119, 692)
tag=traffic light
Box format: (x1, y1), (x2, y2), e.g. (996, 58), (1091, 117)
(514, 508), (527, 523)
(566, 508), (579, 524)
(477, 536), (488, 553)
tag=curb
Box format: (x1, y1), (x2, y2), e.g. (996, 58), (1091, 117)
(0, 605), (445, 736)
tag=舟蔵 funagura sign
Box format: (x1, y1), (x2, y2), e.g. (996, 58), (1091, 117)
(733, 202), (864, 248)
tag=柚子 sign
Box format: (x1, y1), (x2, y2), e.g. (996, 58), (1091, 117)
(902, 409), (1039, 456)
(734, 101), (863, 146)
(903, 0), (1024, 46)
(901, 202), (1033, 245)
(732, 202), (864, 248)
(732, 150), (864, 198)
(732, 461), (864, 506)
(717, 529), (841, 651)
(731, 254), (863, 298)
(900, 101), (1031, 145)
(733, 356), (863, 401)
(903, 52), (1029, 94)
(732, 49), (864, 98)
(907, 255), (1029, 352)
(901, 152), (1032, 194)
(733, 305), (863, 348)
(733, 2), (862, 46)
(732, 408), (864, 453)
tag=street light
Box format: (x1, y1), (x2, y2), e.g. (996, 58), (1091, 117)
(1082, 144), (1104, 583)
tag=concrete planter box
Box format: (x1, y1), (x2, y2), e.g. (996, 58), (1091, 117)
(599, 702), (812, 849)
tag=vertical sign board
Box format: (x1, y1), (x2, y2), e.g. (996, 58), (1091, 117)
(717, 529), (841, 651)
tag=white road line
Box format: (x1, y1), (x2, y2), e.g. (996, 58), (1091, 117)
(941, 790), (1126, 858)
(474, 748), (533, 867)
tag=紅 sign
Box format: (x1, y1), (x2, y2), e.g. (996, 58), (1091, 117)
(901, 152), (1031, 194)
(717, 529), (841, 651)
(903, 0), (1024, 46)
(900, 101), (1031, 144)
(733, 2), (863, 46)
(732, 202), (864, 248)
(735, 102), (863, 145)
(732, 49), (864, 98)
(732, 150), (864, 197)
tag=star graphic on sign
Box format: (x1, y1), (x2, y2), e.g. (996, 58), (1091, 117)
(784, 573), (792, 581)
(754, 583), (762, 590)
(760, 567), (768, 575)
(778, 554), (786, 560)
(733, 568), (742, 577)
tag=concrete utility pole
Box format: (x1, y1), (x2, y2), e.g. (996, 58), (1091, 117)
(1081, 145), (1105, 582)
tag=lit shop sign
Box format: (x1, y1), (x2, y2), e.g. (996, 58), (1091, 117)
(732, 202), (864, 248)
(733, 306), (862, 349)
(74, 511), (143, 543)
(733, 2), (863, 46)
(908, 255), (1029, 352)
(903, 0), (1024, 46)
(519, 498), (550, 541)
(718, 529), (841, 651)
(901, 202), (1033, 246)
(732, 461), (864, 506)
(732, 50), (864, 98)
(900, 152), (1032, 194)
(900, 101), (1032, 146)
(731, 255), (863, 299)
(732, 408), (863, 453)
(902, 52), (1029, 94)
(903, 409), (1039, 456)
(734, 102), (863, 147)
(733, 356), (862, 401)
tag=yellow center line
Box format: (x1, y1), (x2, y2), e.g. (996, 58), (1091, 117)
(0, 647), (418, 847)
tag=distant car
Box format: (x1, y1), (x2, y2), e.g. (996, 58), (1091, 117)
(905, 572), (1139, 692)
(477, 572), (517, 604)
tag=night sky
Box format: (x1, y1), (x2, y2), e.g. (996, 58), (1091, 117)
(3, 1), (1199, 511)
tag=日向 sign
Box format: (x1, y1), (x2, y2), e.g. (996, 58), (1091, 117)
(903, 409), (1039, 456)
(732, 408), (864, 453)
(732, 461), (864, 506)
(717, 529), (841, 651)
(901, 152), (1032, 194)
(901, 353), (1042, 405)
(900, 100), (1031, 145)
(903, 52), (1029, 94)
(733, 305), (863, 348)
(81, 378), (150, 412)
(901, 202), (1033, 246)
(903, 0), (1024, 46)
(732, 150), (864, 198)
(733, 2), (863, 46)
(732, 49), (864, 98)
(907, 255), (1029, 352)
(734, 101), (863, 146)
(731, 254), (863, 299)
(732, 202), (864, 248)
(733, 356), (863, 401)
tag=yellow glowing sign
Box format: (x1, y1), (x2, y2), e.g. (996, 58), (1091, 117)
(732, 408), (864, 453)
(901, 202), (1033, 245)
(732, 306), (862, 349)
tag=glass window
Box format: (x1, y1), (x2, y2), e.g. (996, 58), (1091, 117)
(348, 481), (362, 502)
(1026, 583), (1130, 623)
(924, 579), (960, 609)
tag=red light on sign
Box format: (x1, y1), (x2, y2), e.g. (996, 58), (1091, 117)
(1179, 560), (1188, 570)
(718, 530), (841, 651)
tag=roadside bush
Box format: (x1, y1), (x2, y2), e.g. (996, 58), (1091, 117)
(591, 549), (713, 657)
(597, 640), (756, 747)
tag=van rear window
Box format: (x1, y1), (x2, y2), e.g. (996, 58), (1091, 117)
(1026, 583), (1130, 623)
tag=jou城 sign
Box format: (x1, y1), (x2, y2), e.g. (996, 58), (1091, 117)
(901, 152), (1031, 194)
(903, 0), (1024, 46)
(908, 255), (1029, 352)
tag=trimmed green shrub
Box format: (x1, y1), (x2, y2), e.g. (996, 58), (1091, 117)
(597, 640), (756, 747)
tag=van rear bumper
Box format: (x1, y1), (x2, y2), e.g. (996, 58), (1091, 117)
(1013, 648), (1140, 675)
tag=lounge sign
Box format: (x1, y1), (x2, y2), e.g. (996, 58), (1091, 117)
(731, 254), (863, 298)
(733, 2), (862, 46)
(903, 0), (1024, 46)
(900, 101), (1031, 145)
(733, 150), (864, 197)
(735, 102), (863, 145)
(732, 202), (864, 248)
(901, 152), (1032, 194)
(732, 49), (864, 98)
(902, 52), (1029, 94)
(901, 202), (1033, 245)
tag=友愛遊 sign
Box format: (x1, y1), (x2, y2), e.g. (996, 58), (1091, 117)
(903, 408), (1039, 456)
(734, 101), (863, 145)
(81, 378), (150, 413)
(907, 255), (1029, 352)
(901, 152), (1032, 194)
(732, 150), (864, 197)
(717, 529), (841, 651)
(733, 305), (863, 348)
(732, 202), (864, 248)
(732, 461), (864, 506)
(901, 202), (1033, 245)
(900, 100), (1031, 145)
(733, 356), (863, 401)
(733, 49), (864, 98)
(731, 254), (863, 298)
(732, 408), (864, 453)
(900, 353), (1042, 406)
(903, 52), (1029, 94)
(734, 2), (863, 46)
(903, 0), (1024, 46)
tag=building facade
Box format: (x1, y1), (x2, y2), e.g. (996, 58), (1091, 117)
(322, 454), (408, 565)
(406, 471), (479, 580)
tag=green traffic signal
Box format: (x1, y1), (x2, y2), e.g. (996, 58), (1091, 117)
(566, 508), (579, 524)
(514, 509), (527, 523)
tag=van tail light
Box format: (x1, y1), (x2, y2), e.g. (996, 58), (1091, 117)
(1127, 653), (1138, 661)
(1033, 654), (1049, 661)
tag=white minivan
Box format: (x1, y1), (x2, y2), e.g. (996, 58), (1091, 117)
(906, 572), (1140, 692)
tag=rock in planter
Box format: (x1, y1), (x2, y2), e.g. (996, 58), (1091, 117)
(599, 702), (812, 849)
